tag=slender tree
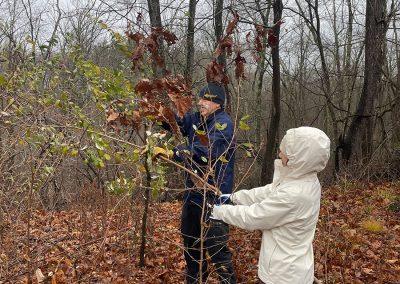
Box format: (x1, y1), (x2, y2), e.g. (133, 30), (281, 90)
(184, 0), (197, 85)
(214, 0), (231, 112)
(261, 0), (283, 184)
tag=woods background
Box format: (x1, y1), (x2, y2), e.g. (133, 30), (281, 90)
(0, 0), (400, 283)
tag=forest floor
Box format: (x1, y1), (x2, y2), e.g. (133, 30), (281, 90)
(0, 181), (399, 283)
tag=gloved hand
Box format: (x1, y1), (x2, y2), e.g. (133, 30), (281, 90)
(172, 145), (191, 163)
(215, 194), (232, 205)
(209, 204), (222, 221)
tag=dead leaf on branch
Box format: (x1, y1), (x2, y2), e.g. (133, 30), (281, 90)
(127, 27), (177, 69)
(131, 45), (146, 69)
(234, 51), (246, 80)
(215, 36), (234, 57)
(164, 75), (189, 95)
(225, 11), (239, 36)
(195, 130), (209, 146)
(126, 31), (144, 44)
(206, 60), (229, 85)
(152, 27), (178, 46)
(135, 79), (154, 94)
(167, 93), (193, 119)
(267, 20), (284, 47)
(254, 24), (267, 52)
(106, 109), (119, 123)
(139, 100), (180, 135)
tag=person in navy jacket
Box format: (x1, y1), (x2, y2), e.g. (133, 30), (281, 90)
(164, 82), (236, 283)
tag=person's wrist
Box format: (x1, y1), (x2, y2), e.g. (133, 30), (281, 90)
(216, 194), (231, 205)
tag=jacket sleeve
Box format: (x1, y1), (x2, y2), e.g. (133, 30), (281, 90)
(232, 184), (273, 205)
(212, 190), (296, 231)
(161, 112), (192, 137)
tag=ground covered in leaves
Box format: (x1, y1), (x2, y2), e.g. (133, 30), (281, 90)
(0, 181), (399, 283)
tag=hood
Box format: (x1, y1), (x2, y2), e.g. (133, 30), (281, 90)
(275, 127), (331, 181)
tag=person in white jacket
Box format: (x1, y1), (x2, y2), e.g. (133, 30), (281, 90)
(211, 126), (330, 284)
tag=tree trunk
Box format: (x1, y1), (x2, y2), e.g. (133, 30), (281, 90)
(261, 0), (283, 184)
(342, 0), (388, 161)
(184, 0), (197, 85)
(214, 0), (231, 112)
(138, 0), (165, 267)
(139, 150), (152, 267)
(391, 16), (400, 146)
(254, 0), (272, 149)
(147, 0), (165, 78)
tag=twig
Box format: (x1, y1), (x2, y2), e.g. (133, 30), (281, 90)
(158, 155), (221, 195)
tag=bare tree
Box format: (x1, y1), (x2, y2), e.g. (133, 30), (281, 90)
(342, 0), (389, 161)
(214, 0), (231, 112)
(184, 0), (197, 85)
(261, 0), (283, 184)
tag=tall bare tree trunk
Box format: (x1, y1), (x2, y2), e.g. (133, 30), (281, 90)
(214, 0), (231, 112)
(342, 0), (388, 161)
(261, 0), (283, 184)
(391, 16), (400, 146)
(184, 0), (197, 85)
(254, 0), (272, 149)
(147, 0), (165, 78)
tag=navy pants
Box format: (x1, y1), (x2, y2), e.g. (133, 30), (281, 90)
(181, 202), (236, 283)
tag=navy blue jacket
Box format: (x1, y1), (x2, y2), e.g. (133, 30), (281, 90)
(171, 109), (235, 204)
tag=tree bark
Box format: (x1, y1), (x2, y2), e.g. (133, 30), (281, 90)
(342, 0), (388, 161)
(391, 16), (400, 146)
(214, 0), (231, 112)
(147, 0), (165, 78)
(184, 0), (197, 85)
(254, 0), (272, 149)
(139, 151), (152, 267)
(261, 0), (283, 184)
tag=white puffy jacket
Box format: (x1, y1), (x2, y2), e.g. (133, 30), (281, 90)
(213, 127), (330, 284)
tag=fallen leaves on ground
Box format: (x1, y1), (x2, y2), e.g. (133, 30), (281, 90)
(0, 181), (399, 283)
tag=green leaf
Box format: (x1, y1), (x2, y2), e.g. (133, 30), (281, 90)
(215, 122), (227, 131)
(196, 129), (206, 135)
(61, 145), (69, 155)
(70, 149), (79, 157)
(239, 115), (251, 131)
(114, 152), (122, 163)
(200, 156), (208, 163)
(132, 149), (140, 161)
(0, 74), (7, 87)
(219, 156), (229, 163)
(239, 120), (250, 131)
(240, 115), (250, 121)
(242, 142), (254, 148)
(103, 153), (111, 160)
(94, 157), (105, 168)
(44, 166), (54, 174)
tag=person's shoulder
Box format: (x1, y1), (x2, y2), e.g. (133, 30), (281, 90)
(278, 181), (320, 202)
